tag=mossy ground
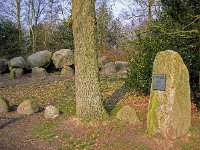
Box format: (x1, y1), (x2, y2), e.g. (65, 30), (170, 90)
(0, 73), (200, 149)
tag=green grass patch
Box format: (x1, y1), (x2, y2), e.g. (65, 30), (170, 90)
(32, 119), (59, 143)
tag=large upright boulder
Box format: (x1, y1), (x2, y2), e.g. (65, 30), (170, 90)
(8, 56), (29, 70)
(27, 50), (52, 68)
(52, 49), (74, 69)
(0, 59), (9, 73)
(147, 50), (191, 139)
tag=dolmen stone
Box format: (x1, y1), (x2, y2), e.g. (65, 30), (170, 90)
(115, 61), (129, 74)
(61, 66), (74, 77)
(32, 67), (48, 78)
(98, 56), (111, 68)
(27, 50), (52, 68)
(0, 97), (9, 114)
(9, 68), (24, 79)
(0, 59), (9, 73)
(116, 105), (140, 124)
(100, 62), (116, 75)
(17, 100), (39, 115)
(52, 49), (74, 69)
(8, 56), (29, 70)
(147, 50), (191, 139)
(44, 105), (59, 119)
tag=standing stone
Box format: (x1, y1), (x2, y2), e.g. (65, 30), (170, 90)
(61, 66), (74, 77)
(147, 50), (191, 139)
(9, 68), (24, 79)
(32, 67), (48, 78)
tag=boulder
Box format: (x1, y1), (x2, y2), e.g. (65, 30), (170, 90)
(0, 97), (9, 114)
(17, 100), (39, 115)
(115, 61), (129, 74)
(32, 67), (48, 78)
(98, 56), (111, 68)
(9, 68), (24, 79)
(52, 49), (74, 69)
(44, 105), (59, 119)
(147, 50), (191, 139)
(8, 56), (29, 70)
(116, 106), (140, 124)
(0, 59), (8, 73)
(27, 50), (52, 68)
(61, 66), (74, 77)
(100, 62), (116, 75)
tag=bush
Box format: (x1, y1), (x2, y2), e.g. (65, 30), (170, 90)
(126, 20), (199, 94)
(0, 19), (21, 58)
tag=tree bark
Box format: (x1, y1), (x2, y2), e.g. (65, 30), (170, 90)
(72, 0), (106, 119)
(16, 0), (22, 50)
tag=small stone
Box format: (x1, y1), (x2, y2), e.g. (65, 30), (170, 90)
(115, 61), (129, 74)
(116, 106), (140, 124)
(0, 97), (9, 114)
(17, 100), (39, 115)
(44, 105), (59, 119)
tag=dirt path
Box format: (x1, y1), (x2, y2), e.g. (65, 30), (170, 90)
(0, 112), (57, 150)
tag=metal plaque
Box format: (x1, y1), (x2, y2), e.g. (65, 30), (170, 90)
(152, 74), (166, 91)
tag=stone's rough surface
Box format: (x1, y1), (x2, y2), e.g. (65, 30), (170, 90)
(116, 106), (140, 124)
(61, 66), (74, 77)
(52, 49), (74, 69)
(115, 61), (129, 74)
(147, 50), (191, 139)
(27, 50), (52, 68)
(0, 59), (9, 73)
(0, 97), (9, 114)
(14, 68), (24, 78)
(8, 56), (29, 70)
(17, 100), (39, 115)
(98, 56), (111, 68)
(44, 105), (59, 119)
(32, 67), (48, 78)
(100, 62), (116, 75)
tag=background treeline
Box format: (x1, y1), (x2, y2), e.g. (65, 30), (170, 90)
(0, 0), (199, 95)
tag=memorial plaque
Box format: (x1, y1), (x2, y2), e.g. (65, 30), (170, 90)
(152, 74), (166, 91)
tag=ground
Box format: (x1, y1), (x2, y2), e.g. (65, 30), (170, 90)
(0, 73), (200, 150)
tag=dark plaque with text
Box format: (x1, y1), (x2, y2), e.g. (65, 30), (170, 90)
(152, 74), (166, 91)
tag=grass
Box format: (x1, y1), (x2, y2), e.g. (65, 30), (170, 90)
(32, 119), (59, 143)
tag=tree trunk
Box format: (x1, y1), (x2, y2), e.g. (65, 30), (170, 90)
(16, 0), (22, 50)
(72, 0), (106, 119)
